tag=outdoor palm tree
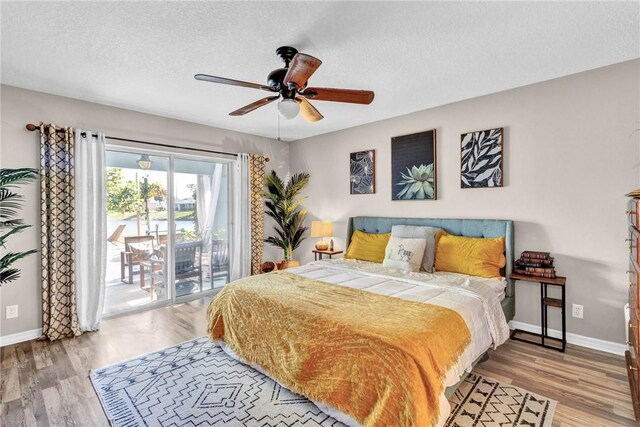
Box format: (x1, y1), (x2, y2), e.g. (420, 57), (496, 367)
(264, 171), (310, 265)
(0, 168), (38, 285)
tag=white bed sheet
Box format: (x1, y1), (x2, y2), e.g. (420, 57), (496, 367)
(220, 259), (510, 427)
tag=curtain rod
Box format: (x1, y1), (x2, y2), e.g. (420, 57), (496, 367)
(24, 123), (270, 162)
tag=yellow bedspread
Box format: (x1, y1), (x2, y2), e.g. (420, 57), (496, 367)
(207, 271), (471, 427)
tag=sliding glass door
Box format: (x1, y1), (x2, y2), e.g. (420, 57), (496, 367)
(104, 150), (170, 315)
(173, 158), (230, 296)
(103, 148), (231, 316)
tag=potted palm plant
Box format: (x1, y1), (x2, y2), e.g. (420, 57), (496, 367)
(0, 168), (38, 285)
(264, 171), (310, 270)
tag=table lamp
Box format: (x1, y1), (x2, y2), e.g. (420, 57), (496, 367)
(310, 221), (333, 251)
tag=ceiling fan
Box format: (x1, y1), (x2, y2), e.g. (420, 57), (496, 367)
(195, 46), (375, 123)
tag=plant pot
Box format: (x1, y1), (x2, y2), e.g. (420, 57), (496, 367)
(277, 260), (300, 270)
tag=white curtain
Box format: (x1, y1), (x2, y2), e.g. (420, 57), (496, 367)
(196, 164), (223, 249)
(74, 129), (107, 331)
(230, 154), (251, 281)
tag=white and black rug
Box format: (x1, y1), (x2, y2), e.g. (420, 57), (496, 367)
(91, 337), (556, 427)
(447, 373), (556, 427)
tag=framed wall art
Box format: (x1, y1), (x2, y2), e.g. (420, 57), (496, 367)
(350, 149), (375, 194)
(391, 129), (437, 200)
(461, 127), (503, 188)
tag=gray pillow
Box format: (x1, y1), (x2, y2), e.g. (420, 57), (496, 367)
(391, 225), (441, 272)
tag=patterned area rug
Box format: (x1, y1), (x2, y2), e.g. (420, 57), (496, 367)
(447, 373), (556, 427)
(91, 337), (556, 427)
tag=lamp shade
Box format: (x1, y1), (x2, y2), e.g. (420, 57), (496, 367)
(278, 98), (300, 120)
(137, 154), (153, 170)
(310, 221), (333, 238)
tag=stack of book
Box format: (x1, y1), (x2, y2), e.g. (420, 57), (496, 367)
(514, 251), (556, 278)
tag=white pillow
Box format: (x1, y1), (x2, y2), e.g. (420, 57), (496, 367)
(383, 237), (427, 272)
(391, 225), (441, 272)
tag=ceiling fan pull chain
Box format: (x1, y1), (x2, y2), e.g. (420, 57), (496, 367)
(277, 109), (281, 141)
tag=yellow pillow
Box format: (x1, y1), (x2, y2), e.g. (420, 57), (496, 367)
(434, 233), (506, 278)
(344, 230), (391, 263)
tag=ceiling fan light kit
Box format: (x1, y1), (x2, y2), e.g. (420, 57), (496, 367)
(195, 46), (375, 124)
(278, 98), (300, 120)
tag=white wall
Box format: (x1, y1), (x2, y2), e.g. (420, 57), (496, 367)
(290, 60), (640, 344)
(0, 84), (289, 339)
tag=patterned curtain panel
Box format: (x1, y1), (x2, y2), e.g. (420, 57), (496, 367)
(248, 154), (267, 275)
(40, 123), (81, 340)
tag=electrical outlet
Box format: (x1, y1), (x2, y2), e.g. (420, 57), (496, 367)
(572, 304), (583, 319)
(6, 305), (18, 319)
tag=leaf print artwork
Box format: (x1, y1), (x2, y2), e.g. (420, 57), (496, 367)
(350, 150), (375, 194)
(461, 127), (503, 188)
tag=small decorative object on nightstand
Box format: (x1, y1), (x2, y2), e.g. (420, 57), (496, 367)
(260, 261), (278, 273)
(510, 250), (567, 352)
(311, 221), (333, 251)
(313, 249), (343, 261)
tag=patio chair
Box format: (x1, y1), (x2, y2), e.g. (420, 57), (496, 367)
(151, 240), (203, 296)
(157, 233), (185, 246)
(121, 235), (157, 284)
(107, 224), (126, 245)
(208, 238), (229, 284)
(174, 240), (204, 293)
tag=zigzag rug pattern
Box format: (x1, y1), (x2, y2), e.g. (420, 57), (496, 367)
(91, 337), (556, 427)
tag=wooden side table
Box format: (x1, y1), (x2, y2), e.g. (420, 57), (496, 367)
(313, 249), (343, 261)
(140, 259), (164, 300)
(510, 272), (567, 352)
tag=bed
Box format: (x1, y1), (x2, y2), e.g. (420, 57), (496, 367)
(208, 216), (514, 426)
(346, 216), (515, 321)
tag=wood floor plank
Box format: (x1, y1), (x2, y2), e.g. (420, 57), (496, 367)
(15, 341), (49, 427)
(1, 365), (20, 403)
(0, 297), (635, 426)
(31, 339), (54, 370)
(42, 385), (74, 427)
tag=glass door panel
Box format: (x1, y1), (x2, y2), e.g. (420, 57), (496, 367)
(173, 158), (229, 296)
(103, 150), (170, 315)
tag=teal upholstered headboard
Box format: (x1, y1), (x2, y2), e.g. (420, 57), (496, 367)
(346, 216), (515, 305)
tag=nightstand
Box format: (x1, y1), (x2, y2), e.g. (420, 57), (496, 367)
(312, 249), (343, 261)
(510, 273), (567, 352)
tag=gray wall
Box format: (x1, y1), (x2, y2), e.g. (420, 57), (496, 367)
(0, 84), (289, 338)
(290, 60), (640, 344)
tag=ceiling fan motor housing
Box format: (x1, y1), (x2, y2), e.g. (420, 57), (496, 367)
(267, 68), (287, 90)
(269, 46), (305, 97)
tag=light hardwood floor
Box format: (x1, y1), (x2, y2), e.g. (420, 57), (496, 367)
(0, 298), (636, 426)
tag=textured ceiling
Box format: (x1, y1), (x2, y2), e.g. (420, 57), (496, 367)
(2, 1), (638, 141)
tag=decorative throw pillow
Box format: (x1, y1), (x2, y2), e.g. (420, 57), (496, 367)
(383, 237), (427, 272)
(434, 233), (506, 278)
(344, 230), (391, 263)
(129, 242), (153, 262)
(391, 225), (441, 272)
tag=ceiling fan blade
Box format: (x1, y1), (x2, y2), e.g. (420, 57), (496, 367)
(283, 53), (322, 89)
(301, 87), (374, 104)
(296, 98), (324, 123)
(195, 74), (273, 91)
(229, 96), (279, 116)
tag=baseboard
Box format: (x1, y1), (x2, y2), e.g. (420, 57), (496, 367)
(509, 320), (627, 356)
(0, 328), (41, 347)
